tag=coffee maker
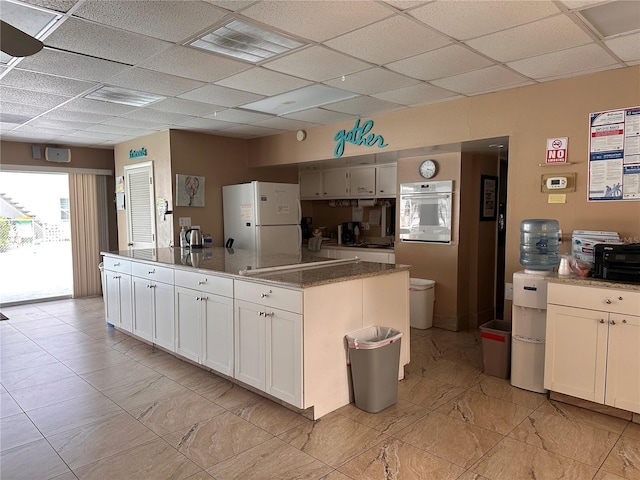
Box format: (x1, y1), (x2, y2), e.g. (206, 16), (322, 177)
(341, 222), (359, 245)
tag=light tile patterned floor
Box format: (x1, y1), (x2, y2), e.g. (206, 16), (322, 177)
(1, 297), (639, 479)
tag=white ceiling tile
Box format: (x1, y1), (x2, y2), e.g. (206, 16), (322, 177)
(0, 85), (71, 109)
(324, 96), (404, 117)
(383, 1), (429, 11)
(140, 45), (250, 83)
(466, 15), (594, 63)
(372, 83), (460, 106)
(240, 1), (392, 42)
(252, 117), (318, 130)
(74, 1), (229, 42)
(101, 117), (167, 130)
(324, 68), (420, 95)
(66, 129), (129, 139)
(605, 32), (640, 62)
(121, 109), (194, 124)
(559, 0), (608, 9)
(0, 101), (51, 118)
(107, 68), (205, 96)
(59, 98), (138, 116)
(178, 84), (263, 107)
(508, 44), (619, 80)
(326, 16), (450, 65)
(216, 68), (311, 96)
(147, 98), (219, 116)
(39, 110), (115, 124)
(45, 17), (171, 65)
(386, 44), (494, 81)
(283, 108), (355, 125)
(4, 126), (65, 140)
(1, 69), (96, 97)
(176, 117), (237, 130)
(221, 124), (283, 137)
(85, 123), (151, 135)
(15, 48), (129, 83)
(263, 46), (371, 82)
(204, 1), (255, 12)
(540, 63), (622, 82)
(14, 124), (75, 135)
(205, 109), (273, 123)
(28, 118), (94, 130)
(22, 0), (77, 13)
(431, 65), (532, 96)
(409, 0), (561, 40)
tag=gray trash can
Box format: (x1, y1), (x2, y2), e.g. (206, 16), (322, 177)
(346, 326), (402, 413)
(479, 320), (512, 379)
(409, 278), (435, 329)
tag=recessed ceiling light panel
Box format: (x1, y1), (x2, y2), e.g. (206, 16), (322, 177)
(84, 86), (165, 107)
(578, 0), (640, 38)
(188, 19), (304, 63)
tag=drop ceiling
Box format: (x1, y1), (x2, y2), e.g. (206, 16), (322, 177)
(0, 0), (638, 149)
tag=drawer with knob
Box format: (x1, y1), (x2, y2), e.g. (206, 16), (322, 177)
(174, 269), (233, 297)
(131, 262), (174, 284)
(234, 279), (302, 314)
(548, 283), (640, 315)
(103, 257), (131, 274)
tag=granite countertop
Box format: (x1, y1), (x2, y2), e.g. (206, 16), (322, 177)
(102, 247), (410, 288)
(545, 273), (640, 291)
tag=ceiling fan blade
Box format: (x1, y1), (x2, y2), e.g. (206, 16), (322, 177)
(1, 20), (44, 57)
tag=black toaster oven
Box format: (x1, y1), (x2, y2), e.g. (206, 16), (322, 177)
(593, 243), (640, 283)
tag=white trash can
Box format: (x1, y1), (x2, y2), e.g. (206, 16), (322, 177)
(409, 278), (435, 329)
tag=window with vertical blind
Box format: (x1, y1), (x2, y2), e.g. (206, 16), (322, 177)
(124, 161), (156, 249)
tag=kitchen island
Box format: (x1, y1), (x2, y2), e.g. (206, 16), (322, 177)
(101, 247), (410, 419)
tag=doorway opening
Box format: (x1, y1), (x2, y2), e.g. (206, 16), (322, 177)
(0, 171), (72, 305)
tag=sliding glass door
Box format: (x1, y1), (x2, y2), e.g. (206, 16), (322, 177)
(0, 171), (72, 304)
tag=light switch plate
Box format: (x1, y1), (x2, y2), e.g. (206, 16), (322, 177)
(179, 217), (191, 227)
(505, 283), (513, 301)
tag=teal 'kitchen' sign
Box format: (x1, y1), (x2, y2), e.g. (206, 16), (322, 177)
(129, 147), (147, 159)
(333, 119), (388, 158)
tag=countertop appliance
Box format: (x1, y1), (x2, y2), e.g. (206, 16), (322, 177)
(341, 221), (359, 245)
(398, 180), (453, 243)
(594, 243), (640, 283)
(511, 271), (548, 393)
(223, 181), (301, 255)
(185, 227), (203, 248)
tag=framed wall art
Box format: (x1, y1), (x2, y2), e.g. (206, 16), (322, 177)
(176, 174), (205, 207)
(480, 175), (498, 221)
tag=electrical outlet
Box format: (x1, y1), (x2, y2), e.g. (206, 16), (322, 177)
(179, 217), (191, 227)
(505, 283), (513, 301)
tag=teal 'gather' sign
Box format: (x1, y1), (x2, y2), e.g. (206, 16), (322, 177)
(333, 119), (387, 158)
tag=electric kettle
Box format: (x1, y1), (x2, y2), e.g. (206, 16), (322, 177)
(185, 228), (203, 248)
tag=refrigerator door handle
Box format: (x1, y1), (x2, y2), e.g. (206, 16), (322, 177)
(297, 224), (302, 250)
(297, 198), (302, 223)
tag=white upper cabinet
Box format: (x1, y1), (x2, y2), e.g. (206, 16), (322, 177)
(376, 164), (397, 197)
(349, 166), (376, 197)
(299, 171), (323, 199)
(322, 168), (350, 198)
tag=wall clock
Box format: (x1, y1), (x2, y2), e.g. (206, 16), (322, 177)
(296, 130), (307, 141)
(419, 159), (437, 179)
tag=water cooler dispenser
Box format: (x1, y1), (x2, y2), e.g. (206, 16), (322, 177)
(511, 219), (559, 393)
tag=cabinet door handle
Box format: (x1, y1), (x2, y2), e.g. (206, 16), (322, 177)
(605, 299), (612, 304)
(265, 311), (274, 317)
(198, 279), (207, 285)
(148, 269), (155, 274)
(599, 319), (605, 324)
(260, 290), (272, 298)
(609, 320), (616, 325)
(114, 262), (120, 266)
(622, 319), (627, 324)
(113, 275), (120, 279)
(618, 296), (623, 301)
(258, 311), (265, 316)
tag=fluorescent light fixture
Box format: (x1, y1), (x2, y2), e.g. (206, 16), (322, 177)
(0, 0), (61, 65)
(84, 86), (165, 107)
(241, 84), (359, 116)
(188, 19), (304, 63)
(579, 0), (640, 38)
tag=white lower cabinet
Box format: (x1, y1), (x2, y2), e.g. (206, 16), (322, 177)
(131, 271), (175, 351)
(234, 280), (303, 407)
(175, 286), (234, 375)
(104, 270), (132, 332)
(545, 283), (640, 414)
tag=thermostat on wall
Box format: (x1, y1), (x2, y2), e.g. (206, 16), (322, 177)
(541, 172), (575, 193)
(546, 176), (567, 189)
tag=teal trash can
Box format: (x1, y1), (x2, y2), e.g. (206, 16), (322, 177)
(346, 326), (402, 413)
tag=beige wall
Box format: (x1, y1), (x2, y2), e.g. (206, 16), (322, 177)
(113, 130), (298, 249)
(249, 66), (640, 326)
(0, 141), (118, 251)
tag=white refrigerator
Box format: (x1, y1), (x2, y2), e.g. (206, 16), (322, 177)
(222, 181), (301, 255)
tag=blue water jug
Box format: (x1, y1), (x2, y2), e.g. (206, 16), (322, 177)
(520, 219), (560, 272)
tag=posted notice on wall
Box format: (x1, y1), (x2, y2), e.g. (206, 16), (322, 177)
(588, 105), (640, 201)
